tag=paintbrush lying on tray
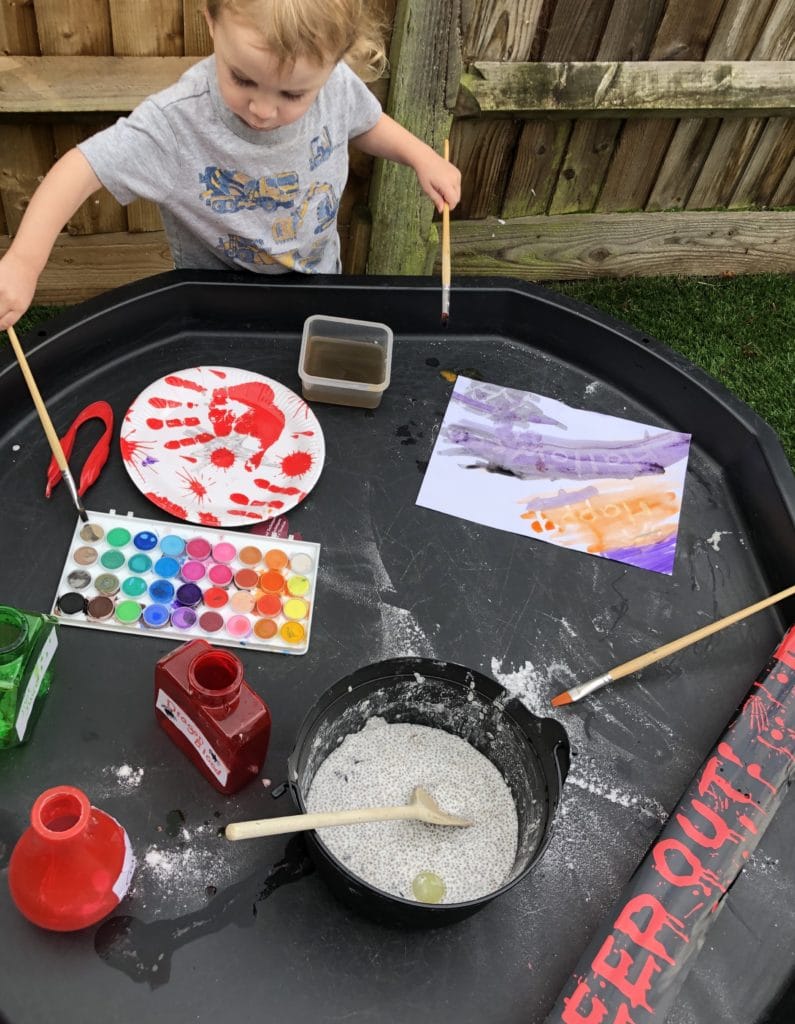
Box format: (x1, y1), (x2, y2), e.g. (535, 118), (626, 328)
(551, 583), (795, 706)
(6, 325), (88, 522)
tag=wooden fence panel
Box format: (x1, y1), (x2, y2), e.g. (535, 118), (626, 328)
(547, 0), (666, 215)
(32, 0), (123, 237)
(771, 159), (795, 208)
(730, 118), (795, 209)
(0, 0), (39, 235)
(645, 0), (775, 211)
(183, 0), (212, 55)
(33, 0), (111, 54)
(687, 0), (795, 210)
(0, 0), (39, 54)
(500, 0), (612, 218)
(108, 0), (184, 233)
(460, 0), (546, 63)
(596, 0), (726, 212)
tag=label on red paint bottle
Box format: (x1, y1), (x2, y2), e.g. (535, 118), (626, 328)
(111, 825), (137, 902)
(156, 689), (231, 786)
(15, 628), (58, 741)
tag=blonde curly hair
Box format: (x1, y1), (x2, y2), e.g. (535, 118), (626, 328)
(205, 0), (387, 82)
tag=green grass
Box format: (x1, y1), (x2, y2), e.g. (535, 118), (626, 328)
(553, 274), (794, 465)
(12, 273), (794, 464)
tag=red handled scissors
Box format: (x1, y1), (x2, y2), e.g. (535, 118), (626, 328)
(45, 401), (114, 499)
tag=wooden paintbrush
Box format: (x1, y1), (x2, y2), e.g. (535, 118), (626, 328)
(551, 584), (795, 707)
(441, 138), (451, 327)
(6, 325), (88, 522)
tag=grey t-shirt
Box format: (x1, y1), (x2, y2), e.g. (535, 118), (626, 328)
(78, 56), (382, 274)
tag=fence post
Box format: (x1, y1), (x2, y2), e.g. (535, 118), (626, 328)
(366, 0), (458, 275)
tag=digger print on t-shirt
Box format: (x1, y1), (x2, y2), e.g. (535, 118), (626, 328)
(199, 128), (341, 273)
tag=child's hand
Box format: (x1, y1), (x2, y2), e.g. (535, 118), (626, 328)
(413, 150), (462, 214)
(0, 251), (38, 331)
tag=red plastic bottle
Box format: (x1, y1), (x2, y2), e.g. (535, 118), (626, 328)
(154, 639), (272, 795)
(8, 786), (136, 931)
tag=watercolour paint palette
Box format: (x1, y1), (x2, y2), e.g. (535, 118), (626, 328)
(50, 510), (320, 655)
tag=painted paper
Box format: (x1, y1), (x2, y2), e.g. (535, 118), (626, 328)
(416, 377), (691, 574)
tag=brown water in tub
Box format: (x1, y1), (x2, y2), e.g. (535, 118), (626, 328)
(304, 336), (386, 384)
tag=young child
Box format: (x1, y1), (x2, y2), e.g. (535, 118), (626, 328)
(0, 0), (461, 330)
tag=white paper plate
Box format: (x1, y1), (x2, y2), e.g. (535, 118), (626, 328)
(121, 366), (324, 526)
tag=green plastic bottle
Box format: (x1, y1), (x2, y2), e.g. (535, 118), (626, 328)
(0, 605), (58, 749)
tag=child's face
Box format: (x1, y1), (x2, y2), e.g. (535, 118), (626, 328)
(205, 7), (336, 132)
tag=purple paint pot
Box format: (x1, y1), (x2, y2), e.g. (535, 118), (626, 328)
(175, 583), (203, 608)
(171, 607), (198, 630)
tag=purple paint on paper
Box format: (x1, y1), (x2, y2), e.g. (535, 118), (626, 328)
(451, 384), (564, 428)
(441, 380), (690, 483)
(441, 422), (689, 482)
(602, 534), (678, 574)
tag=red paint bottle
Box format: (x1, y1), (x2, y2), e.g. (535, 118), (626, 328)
(8, 786), (136, 931)
(154, 639), (271, 795)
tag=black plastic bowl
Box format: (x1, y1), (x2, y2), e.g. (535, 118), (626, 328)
(285, 657), (570, 926)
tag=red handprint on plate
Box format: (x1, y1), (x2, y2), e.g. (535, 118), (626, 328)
(121, 367), (325, 525)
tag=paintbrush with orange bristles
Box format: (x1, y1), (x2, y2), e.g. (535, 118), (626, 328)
(550, 584), (795, 707)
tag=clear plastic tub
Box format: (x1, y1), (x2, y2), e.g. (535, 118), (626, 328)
(298, 314), (393, 409)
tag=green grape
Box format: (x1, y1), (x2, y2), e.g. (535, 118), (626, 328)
(412, 870), (446, 904)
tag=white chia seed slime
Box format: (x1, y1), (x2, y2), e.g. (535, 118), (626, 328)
(306, 718), (518, 904)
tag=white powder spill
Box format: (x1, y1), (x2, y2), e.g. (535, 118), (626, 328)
(133, 820), (233, 912)
(12, 444), (20, 452)
(306, 718), (518, 903)
(105, 764), (145, 788)
(361, 539), (396, 593)
(584, 382), (599, 395)
(377, 603), (437, 659)
(705, 530), (731, 551)
(490, 656), (669, 908)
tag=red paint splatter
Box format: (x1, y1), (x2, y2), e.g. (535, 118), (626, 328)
(292, 430), (315, 437)
(227, 509), (262, 519)
(229, 493), (249, 505)
(148, 397), (182, 409)
(177, 469), (209, 502)
(199, 511), (221, 526)
(165, 417), (200, 428)
(180, 456), (198, 464)
(146, 492), (187, 519)
(165, 375), (206, 392)
(120, 431), (157, 482)
(207, 383), (285, 469)
(281, 450), (313, 478)
(164, 432), (215, 450)
(211, 447), (236, 468)
(147, 418), (164, 429)
(253, 478), (302, 496)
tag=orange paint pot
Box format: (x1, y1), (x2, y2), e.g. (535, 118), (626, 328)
(234, 567), (260, 591)
(259, 569), (285, 594)
(203, 586), (229, 609)
(254, 618), (278, 640)
(280, 621), (305, 644)
(256, 593), (282, 618)
(264, 548), (289, 571)
(238, 545), (262, 566)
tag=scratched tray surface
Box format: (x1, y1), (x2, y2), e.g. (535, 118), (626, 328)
(51, 509), (320, 654)
(0, 275), (793, 1024)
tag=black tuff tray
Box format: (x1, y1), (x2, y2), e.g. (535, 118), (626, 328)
(0, 273), (793, 1024)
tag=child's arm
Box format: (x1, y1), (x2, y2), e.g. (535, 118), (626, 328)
(352, 114), (462, 214)
(0, 149), (102, 330)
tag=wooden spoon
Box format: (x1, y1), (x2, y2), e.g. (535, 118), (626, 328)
(225, 785), (472, 841)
